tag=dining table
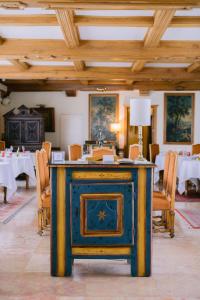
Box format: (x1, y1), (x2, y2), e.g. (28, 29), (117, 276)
(0, 151), (36, 201)
(154, 152), (200, 194)
(0, 160), (17, 202)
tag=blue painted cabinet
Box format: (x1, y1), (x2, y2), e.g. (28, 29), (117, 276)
(50, 164), (153, 277)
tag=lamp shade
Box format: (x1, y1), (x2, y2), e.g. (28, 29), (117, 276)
(130, 98), (151, 126)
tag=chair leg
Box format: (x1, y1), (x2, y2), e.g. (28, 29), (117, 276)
(38, 208), (43, 235)
(169, 210), (175, 238)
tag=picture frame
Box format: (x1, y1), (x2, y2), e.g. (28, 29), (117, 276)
(164, 93), (194, 144)
(89, 94), (119, 142)
(52, 151), (65, 163)
(32, 106), (55, 132)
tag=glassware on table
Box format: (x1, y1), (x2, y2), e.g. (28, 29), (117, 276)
(22, 145), (25, 153)
(10, 145), (13, 152)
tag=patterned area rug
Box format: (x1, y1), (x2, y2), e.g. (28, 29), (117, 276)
(175, 208), (200, 229)
(176, 192), (200, 202)
(0, 193), (35, 224)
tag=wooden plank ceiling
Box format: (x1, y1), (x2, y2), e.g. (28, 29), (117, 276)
(0, 0), (200, 93)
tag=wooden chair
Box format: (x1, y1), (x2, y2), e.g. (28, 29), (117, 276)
(153, 152), (178, 238)
(35, 150), (51, 235)
(0, 141), (5, 151)
(68, 144), (83, 160)
(192, 144), (200, 155)
(149, 144), (160, 163)
(129, 144), (140, 160)
(42, 141), (52, 161)
(153, 151), (170, 197)
(90, 147), (116, 161)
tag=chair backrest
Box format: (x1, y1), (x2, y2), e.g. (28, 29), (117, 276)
(166, 152), (178, 209)
(192, 144), (200, 155)
(129, 144), (140, 160)
(68, 144), (82, 160)
(163, 151), (171, 191)
(42, 141), (52, 160)
(41, 149), (50, 187)
(149, 144), (159, 163)
(35, 150), (46, 207)
(91, 147), (116, 160)
(0, 140), (5, 151)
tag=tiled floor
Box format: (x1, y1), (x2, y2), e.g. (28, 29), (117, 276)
(0, 185), (200, 300)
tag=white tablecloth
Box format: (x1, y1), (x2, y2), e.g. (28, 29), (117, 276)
(154, 153), (200, 194)
(0, 152), (36, 198)
(10, 153), (36, 186)
(178, 160), (200, 194)
(0, 160), (17, 199)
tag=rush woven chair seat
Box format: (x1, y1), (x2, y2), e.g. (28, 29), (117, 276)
(68, 144), (83, 160)
(153, 151), (178, 238)
(35, 149), (51, 235)
(129, 144), (140, 160)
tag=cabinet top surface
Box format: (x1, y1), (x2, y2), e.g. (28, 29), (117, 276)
(49, 161), (155, 169)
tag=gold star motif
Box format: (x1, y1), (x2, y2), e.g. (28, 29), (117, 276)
(98, 210), (106, 221)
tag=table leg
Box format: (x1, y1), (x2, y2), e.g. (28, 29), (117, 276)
(26, 175), (29, 189)
(3, 186), (7, 204)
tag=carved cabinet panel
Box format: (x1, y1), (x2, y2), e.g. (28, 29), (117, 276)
(71, 182), (133, 246)
(4, 105), (44, 151)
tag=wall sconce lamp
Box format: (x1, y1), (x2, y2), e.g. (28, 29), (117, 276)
(110, 122), (121, 133)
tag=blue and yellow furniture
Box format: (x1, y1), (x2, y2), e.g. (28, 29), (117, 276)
(50, 162), (154, 277)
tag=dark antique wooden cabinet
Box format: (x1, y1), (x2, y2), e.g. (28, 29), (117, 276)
(4, 105), (45, 151)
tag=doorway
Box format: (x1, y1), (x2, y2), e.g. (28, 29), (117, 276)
(124, 105), (158, 159)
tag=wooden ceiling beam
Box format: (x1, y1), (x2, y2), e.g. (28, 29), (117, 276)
(187, 62), (200, 72)
(56, 8), (85, 72)
(144, 9), (176, 47)
(0, 40), (200, 62)
(74, 15), (200, 27)
(5, 80), (200, 92)
(0, 15), (200, 27)
(1, 66), (200, 80)
(131, 9), (176, 73)
(0, 14), (58, 26)
(0, 0), (200, 10)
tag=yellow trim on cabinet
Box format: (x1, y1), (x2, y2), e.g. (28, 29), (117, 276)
(72, 171), (132, 180)
(72, 246), (131, 256)
(57, 168), (66, 276)
(137, 168), (146, 276)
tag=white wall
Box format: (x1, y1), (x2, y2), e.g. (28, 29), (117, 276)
(0, 90), (199, 152)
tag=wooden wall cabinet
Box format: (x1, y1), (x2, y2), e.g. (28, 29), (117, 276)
(4, 105), (45, 151)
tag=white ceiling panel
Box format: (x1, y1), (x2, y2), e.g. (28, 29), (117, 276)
(0, 60), (12, 65)
(86, 62), (132, 67)
(75, 10), (154, 16)
(0, 26), (63, 39)
(28, 61), (74, 66)
(145, 63), (190, 68)
(162, 28), (200, 40)
(0, 8), (55, 14)
(175, 8), (200, 16)
(79, 26), (147, 40)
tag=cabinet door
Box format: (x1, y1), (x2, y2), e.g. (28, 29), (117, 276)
(71, 182), (133, 246)
(7, 121), (21, 145)
(24, 120), (40, 143)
